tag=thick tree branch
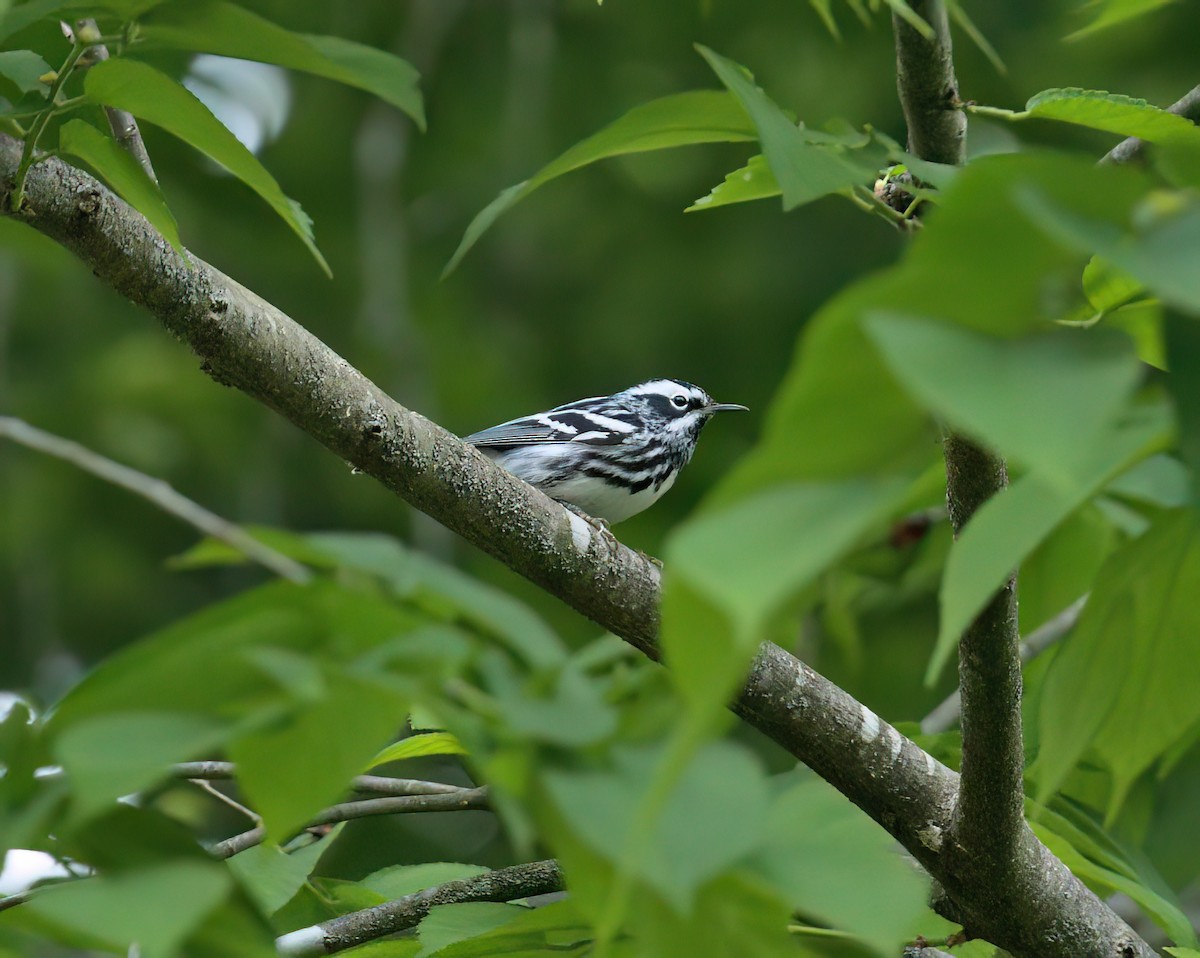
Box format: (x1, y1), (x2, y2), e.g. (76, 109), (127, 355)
(275, 859), (564, 956)
(921, 595), (1088, 734)
(0, 137), (1154, 958)
(893, 0), (965, 165)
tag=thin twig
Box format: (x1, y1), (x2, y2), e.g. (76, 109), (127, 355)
(0, 416), (311, 583)
(275, 859), (564, 956)
(169, 761), (464, 796)
(1100, 83), (1200, 166)
(920, 595), (1089, 734)
(190, 778), (261, 823)
(75, 19), (158, 183)
(212, 787), (490, 859)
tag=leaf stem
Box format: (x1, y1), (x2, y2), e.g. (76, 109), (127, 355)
(10, 40), (87, 212)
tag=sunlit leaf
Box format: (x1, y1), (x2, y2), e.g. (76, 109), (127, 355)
(1024, 88), (1200, 147)
(83, 58), (330, 275)
(367, 732), (467, 767)
(1067, 0), (1177, 39)
(697, 46), (879, 211)
(57, 119), (182, 252)
(138, 0), (423, 128)
(444, 90), (756, 275)
(688, 154), (779, 211)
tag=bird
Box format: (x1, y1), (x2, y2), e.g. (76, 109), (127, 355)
(464, 379), (747, 524)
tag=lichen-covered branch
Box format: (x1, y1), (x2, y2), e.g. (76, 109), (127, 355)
(275, 859), (565, 956)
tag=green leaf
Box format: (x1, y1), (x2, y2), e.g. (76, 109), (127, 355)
(544, 742), (769, 911)
(1024, 88), (1200, 147)
(1033, 509), (1200, 816)
(879, 0), (935, 39)
(138, 0), (423, 128)
(864, 316), (1142, 484)
(57, 119), (182, 252)
(227, 830), (339, 917)
(367, 732), (467, 768)
(749, 777), (927, 955)
(416, 903), (528, 958)
(82, 58), (329, 275)
(0, 50), (51, 98)
(230, 669), (407, 839)
(688, 154), (780, 212)
(1019, 187), (1200, 315)
(53, 711), (227, 823)
(1166, 313), (1200, 486)
(808, 0), (841, 39)
(443, 90), (756, 275)
(1082, 256), (1145, 315)
(1067, 0), (1176, 39)
(697, 46), (877, 211)
(361, 863), (490, 900)
(23, 861), (230, 958)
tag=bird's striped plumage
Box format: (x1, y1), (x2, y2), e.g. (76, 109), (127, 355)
(465, 379), (746, 523)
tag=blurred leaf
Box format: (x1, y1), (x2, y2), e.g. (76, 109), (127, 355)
(1106, 300), (1165, 369)
(444, 90), (755, 275)
(879, 0), (934, 38)
(687, 154), (779, 211)
(1018, 504), (1112, 635)
(808, 0), (841, 39)
(230, 668), (406, 839)
(368, 732), (467, 767)
(1067, 0), (1177, 39)
(697, 46), (878, 211)
(22, 861), (229, 958)
(1082, 256), (1145, 315)
(57, 119), (182, 251)
(416, 902), (528, 957)
(1104, 453), (1190, 508)
(864, 317), (1142, 483)
(414, 899), (589, 958)
(663, 478), (906, 720)
(361, 863), (489, 900)
(53, 711), (226, 822)
(1023, 88), (1200, 146)
(544, 742), (768, 911)
(1033, 508), (1200, 816)
(83, 58), (330, 275)
(946, 0), (1006, 73)
(1165, 313), (1200, 486)
(0, 49), (50, 98)
(634, 875), (801, 958)
(138, 0), (424, 128)
(749, 777), (927, 955)
(1019, 187), (1200, 315)
(227, 833), (337, 918)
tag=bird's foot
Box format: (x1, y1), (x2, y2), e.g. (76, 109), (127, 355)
(559, 501), (612, 534)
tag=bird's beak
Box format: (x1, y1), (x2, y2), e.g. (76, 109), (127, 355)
(704, 402), (749, 414)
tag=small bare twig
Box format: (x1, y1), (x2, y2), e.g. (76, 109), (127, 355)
(1100, 83), (1200, 166)
(212, 787), (490, 859)
(75, 19), (158, 183)
(169, 761), (464, 796)
(0, 416), (311, 583)
(920, 595), (1089, 734)
(275, 859), (564, 956)
(189, 778), (261, 823)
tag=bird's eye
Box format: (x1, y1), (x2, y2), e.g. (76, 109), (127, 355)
(671, 394), (688, 408)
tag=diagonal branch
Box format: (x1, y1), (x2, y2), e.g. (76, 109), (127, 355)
(1101, 82), (1200, 165)
(0, 135), (1154, 958)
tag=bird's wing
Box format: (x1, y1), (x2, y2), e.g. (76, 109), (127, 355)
(465, 408), (636, 448)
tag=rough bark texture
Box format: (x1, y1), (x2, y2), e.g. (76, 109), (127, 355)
(0, 133), (1157, 957)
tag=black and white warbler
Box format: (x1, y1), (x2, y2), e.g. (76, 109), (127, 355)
(464, 379), (747, 524)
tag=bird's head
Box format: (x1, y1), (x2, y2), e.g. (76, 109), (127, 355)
(622, 378), (747, 443)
